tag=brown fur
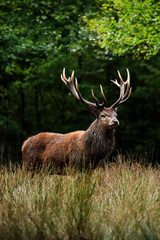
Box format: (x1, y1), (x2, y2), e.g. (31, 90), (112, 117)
(22, 108), (118, 171)
(22, 68), (132, 172)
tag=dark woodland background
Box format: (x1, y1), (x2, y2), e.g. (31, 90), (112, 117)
(0, 0), (160, 164)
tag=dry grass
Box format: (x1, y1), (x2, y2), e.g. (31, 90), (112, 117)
(0, 156), (159, 240)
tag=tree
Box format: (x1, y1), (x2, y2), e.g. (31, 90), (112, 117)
(83, 0), (160, 161)
(0, 0), (160, 163)
(0, 0), (108, 161)
(85, 0), (160, 59)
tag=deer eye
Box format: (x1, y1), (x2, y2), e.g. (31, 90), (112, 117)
(101, 114), (106, 118)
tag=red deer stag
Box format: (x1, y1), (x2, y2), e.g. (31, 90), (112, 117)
(22, 68), (131, 171)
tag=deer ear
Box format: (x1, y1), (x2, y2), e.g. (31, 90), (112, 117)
(114, 107), (118, 113)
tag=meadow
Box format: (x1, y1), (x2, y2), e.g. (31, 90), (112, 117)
(0, 156), (159, 240)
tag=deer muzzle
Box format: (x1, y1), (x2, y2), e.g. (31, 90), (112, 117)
(113, 119), (119, 125)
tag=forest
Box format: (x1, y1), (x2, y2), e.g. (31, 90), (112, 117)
(0, 1), (160, 239)
(0, 0), (160, 163)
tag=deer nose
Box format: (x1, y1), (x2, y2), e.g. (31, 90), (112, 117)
(113, 119), (119, 125)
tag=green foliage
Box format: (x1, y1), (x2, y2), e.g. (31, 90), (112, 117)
(85, 0), (160, 59)
(0, 0), (95, 160)
(0, 0), (160, 161)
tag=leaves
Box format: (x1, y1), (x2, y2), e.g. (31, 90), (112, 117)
(85, 0), (160, 59)
(0, 0), (160, 162)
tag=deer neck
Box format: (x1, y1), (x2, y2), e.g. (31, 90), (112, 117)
(84, 119), (115, 161)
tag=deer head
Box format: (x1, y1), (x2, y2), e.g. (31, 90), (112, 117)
(61, 68), (132, 130)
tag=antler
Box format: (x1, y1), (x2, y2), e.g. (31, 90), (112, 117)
(61, 68), (131, 113)
(61, 68), (107, 112)
(110, 69), (132, 109)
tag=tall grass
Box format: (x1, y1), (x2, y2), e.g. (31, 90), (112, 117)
(0, 156), (159, 240)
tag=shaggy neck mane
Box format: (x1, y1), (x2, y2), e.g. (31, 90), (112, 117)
(84, 119), (115, 163)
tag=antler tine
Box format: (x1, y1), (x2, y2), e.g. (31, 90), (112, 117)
(63, 67), (66, 78)
(117, 70), (124, 85)
(90, 86), (107, 108)
(61, 68), (67, 85)
(70, 70), (74, 83)
(120, 69), (132, 104)
(121, 68), (130, 100)
(111, 78), (125, 107)
(111, 79), (121, 87)
(116, 69), (130, 97)
(111, 85), (125, 108)
(100, 85), (107, 105)
(63, 68), (68, 81)
(61, 68), (74, 84)
(61, 74), (67, 85)
(61, 68), (80, 100)
(91, 89), (100, 107)
(120, 87), (132, 104)
(111, 69), (132, 108)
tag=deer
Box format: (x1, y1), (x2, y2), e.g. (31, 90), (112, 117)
(22, 68), (131, 172)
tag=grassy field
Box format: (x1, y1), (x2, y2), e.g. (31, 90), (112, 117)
(0, 156), (159, 240)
